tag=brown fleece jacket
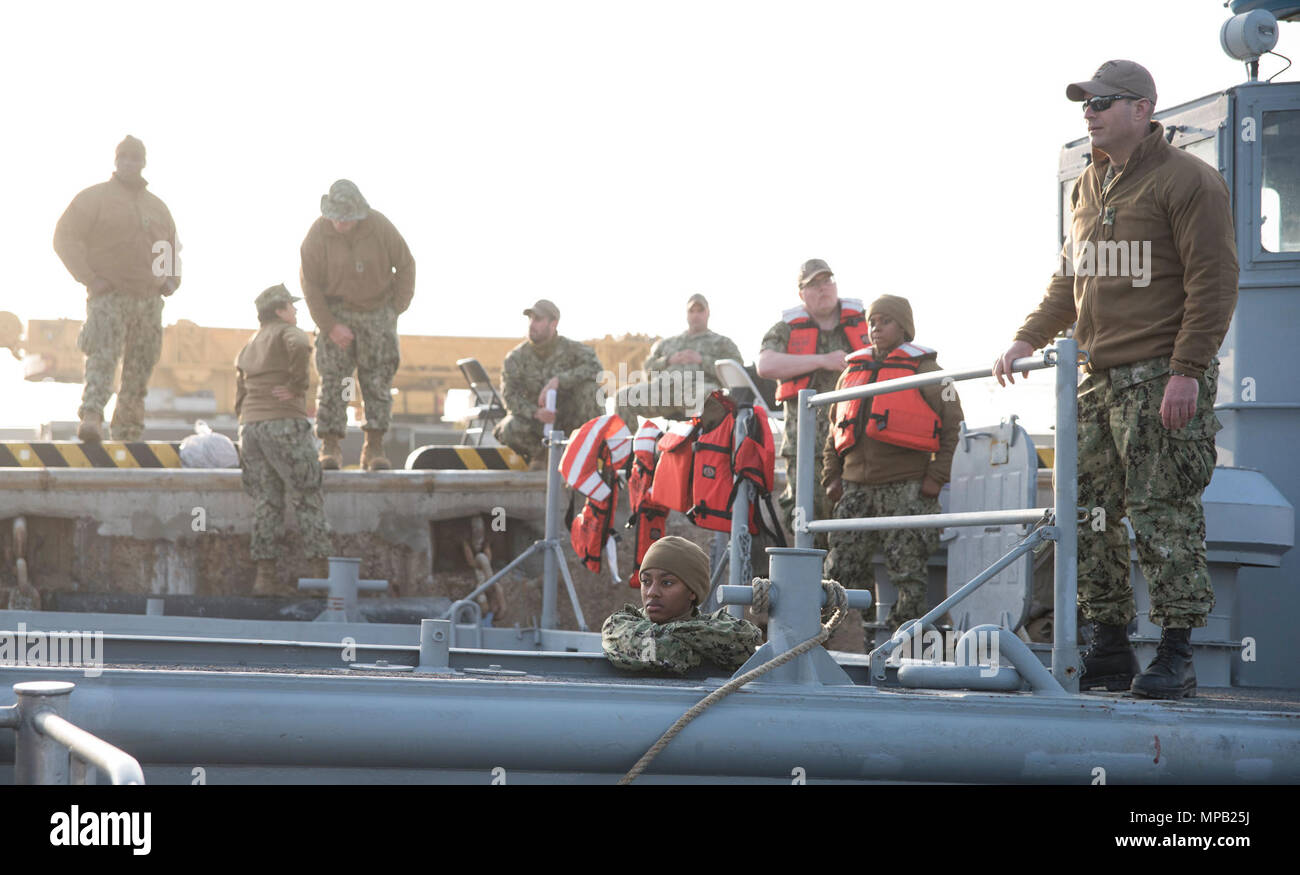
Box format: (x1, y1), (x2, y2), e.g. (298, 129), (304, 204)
(235, 321), (313, 424)
(822, 350), (963, 487)
(53, 174), (180, 298)
(299, 210), (415, 334)
(1015, 122), (1237, 379)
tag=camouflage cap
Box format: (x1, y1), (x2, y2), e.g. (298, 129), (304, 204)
(686, 293), (709, 309)
(798, 259), (833, 288)
(1066, 60), (1157, 103)
(523, 299), (560, 321)
(320, 179), (370, 222)
(115, 135), (146, 159)
(254, 283), (300, 311)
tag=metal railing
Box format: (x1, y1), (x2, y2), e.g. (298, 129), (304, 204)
(1, 681), (145, 784)
(793, 338), (1082, 692)
(444, 431), (588, 631)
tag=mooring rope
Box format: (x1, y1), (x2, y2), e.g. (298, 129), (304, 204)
(618, 578), (848, 785)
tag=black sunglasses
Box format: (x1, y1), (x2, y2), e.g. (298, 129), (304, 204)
(1081, 94), (1144, 113)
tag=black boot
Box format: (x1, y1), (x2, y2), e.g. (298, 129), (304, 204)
(1131, 626), (1196, 699)
(1080, 621), (1140, 692)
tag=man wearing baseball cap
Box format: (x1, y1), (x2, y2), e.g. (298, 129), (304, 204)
(614, 293), (744, 427)
(494, 298), (604, 468)
(300, 179), (416, 471)
(54, 136), (181, 443)
(993, 60), (1238, 699)
(235, 284), (332, 596)
(757, 259), (873, 547)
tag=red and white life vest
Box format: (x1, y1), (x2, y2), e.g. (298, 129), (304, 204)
(774, 298), (872, 402)
(559, 414), (631, 502)
(561, 414), (631, 574)
(831, 343), (942, 455)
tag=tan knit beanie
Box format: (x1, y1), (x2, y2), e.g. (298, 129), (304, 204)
(867, 294), (915, 342)
(640, 536), (711, 606)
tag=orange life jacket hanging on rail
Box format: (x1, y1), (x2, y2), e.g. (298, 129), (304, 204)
(830, 343), (942, 456)
(627, 420), (668, 588)
(773, 298), (872, 403)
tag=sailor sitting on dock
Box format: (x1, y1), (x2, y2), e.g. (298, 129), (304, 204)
(602, 537), (762, 674)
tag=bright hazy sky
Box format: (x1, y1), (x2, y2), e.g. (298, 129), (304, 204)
(1, 0), (1288, 432)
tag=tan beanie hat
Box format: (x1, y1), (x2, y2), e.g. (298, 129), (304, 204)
(640, 536), (711, 606)
(867, 294), (915, 342)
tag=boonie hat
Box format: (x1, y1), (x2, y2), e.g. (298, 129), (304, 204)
(320, 179), (370, 222)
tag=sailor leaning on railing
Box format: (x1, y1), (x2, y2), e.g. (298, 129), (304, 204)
(992, 60), (1239, 701)
(822, 294), (965, 640)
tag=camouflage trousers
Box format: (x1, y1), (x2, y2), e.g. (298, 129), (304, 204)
(777, 454), (831, 551)
(77, 293), (164, 440)
(826, 479), (940, 634)
(315, 304), (399, 436)
(493, 414), (547, 463)
(239, 418), (332, 561)
(1075, 356), (1218, 629)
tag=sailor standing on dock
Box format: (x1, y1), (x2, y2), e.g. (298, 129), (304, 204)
(300, 180), (416, 471)
(54, 135), (181, 443)
(994, 60), (1238, 700)
(235, 284), (333, 597)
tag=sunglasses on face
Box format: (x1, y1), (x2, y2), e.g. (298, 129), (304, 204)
(1081, 94), (1143, 113)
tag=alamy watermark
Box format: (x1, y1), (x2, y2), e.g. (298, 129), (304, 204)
(0, 623), (103, 678)
(596, 363), (708, 410)
(1055, 238), (1153, 288)
(886, 626), (1001, 677)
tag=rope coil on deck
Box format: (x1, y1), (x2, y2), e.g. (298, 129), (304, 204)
(619, 578), (848, 785)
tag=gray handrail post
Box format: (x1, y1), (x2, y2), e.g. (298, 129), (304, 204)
(795, 389), (816, 550)
(540, 430), (565, 632)
(1052, 338), (1081, 692)
(11, 682), (146, 786)
(13, 681), (73, 785)
(727, 392), (755, 618)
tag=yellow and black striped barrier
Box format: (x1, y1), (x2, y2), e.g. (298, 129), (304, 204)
(405, 445), (528, 471)
(0, 441), (183, 468)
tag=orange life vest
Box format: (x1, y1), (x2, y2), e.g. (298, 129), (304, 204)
(627, 420), (669, 588)
(774, 298), (872, 403)
(648, 419), (699, 512)
(831, 343), (943, 455)
(687, 392), (777, 535)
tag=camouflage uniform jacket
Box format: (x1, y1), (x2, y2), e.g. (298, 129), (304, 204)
(53, 174), (180, 298)
(602, 604), (763, 674)
(299, 210), (415, 334)
(643, 329), (744, 394)
(501, 335), (604, 433)
(235, 321), (313, 424)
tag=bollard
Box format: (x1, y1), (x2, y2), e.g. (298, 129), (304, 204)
(299, 557), (388, 623)
(415, 619), (457, 674)
(14, 681), (74, 785)
(719, 548), (862, 686)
